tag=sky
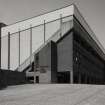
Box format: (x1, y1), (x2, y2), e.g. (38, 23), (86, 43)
(0, 0), (105, 48)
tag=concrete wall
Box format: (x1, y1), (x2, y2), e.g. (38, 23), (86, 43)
(39, 42), (51, 83)
(57, 32), (73, 72)
(35, 41), (57, 83)
(39, 71), (51, 83)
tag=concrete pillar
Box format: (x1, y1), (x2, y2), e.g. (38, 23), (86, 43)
(85, 74), (87, 84)
(70, 70), (73, 84)
(34, 55), (36, 84)
(89, 76), (91, 84)
(78, 73), (81, 84)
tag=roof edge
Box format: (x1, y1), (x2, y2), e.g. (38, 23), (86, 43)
(73, 5), (105, 58)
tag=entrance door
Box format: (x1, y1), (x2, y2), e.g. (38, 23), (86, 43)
(36, 76), (39, 83)
(57, 71), (70, 83)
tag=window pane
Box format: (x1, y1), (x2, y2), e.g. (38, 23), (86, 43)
(1, 36), (8, 69)
(45, 19), (60, 41)
(20, 29), (30, 64)
(32, 25), (44, 53)
(10, 33), (19, 70)
(61, 16), (73, 36)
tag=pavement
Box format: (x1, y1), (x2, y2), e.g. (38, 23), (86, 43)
(0, 84), (105, 105)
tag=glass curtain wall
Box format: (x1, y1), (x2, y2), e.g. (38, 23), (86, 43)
(10, 33), (19, 70)
(32, 24), (44, 53)
(1, 35), (8, 69)
(20, 29), (30, 64)
(1, 15), (73, 71)
(45, 19), (60, 42)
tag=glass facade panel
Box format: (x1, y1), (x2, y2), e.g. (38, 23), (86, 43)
(10, 33), (19, 70)
(61, 16), (73, 36)
(32, 25), (44, 53)
(1, 16), (73, 71)
(1, 36), (8, 69)
(20, 29), (30, 64)
(45, 19), (60, 41)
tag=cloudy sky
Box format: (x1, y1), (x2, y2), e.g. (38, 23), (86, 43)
(0, 0), (105, 48)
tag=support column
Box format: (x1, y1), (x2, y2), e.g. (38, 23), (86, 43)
(89, 75), (91, 84)
(44, 20), (46, 43)
(85, 74), (87, 84)
(34, 55), (36, 84)
(70, 70), (73, 84)
(18, 29), (20, 66)
(8, 32), (10, 70)
(78, 73), (81, 84)
(60, 14), (62, 38)
(30, 25), (32, 64)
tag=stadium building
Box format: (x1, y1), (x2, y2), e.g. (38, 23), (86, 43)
(0, 4), (105, 84)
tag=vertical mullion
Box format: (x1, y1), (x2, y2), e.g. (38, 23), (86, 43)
(30, 25), (32, 58)
(60, 14), (62, 38)
(8, 32), (10, 70)
(19, 30), (20, 67)
(44, 20), (46, 43)
(30, 25), (32, 68)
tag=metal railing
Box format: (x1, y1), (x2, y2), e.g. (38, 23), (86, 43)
(1, 15), (73, 71)
(17, 19), (73, 72)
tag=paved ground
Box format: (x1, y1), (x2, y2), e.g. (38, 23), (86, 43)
(0, 84), (105, 105)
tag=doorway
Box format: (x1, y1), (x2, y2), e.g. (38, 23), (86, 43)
(57, 71), (70, 83)
(36, 76), (39, 83)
